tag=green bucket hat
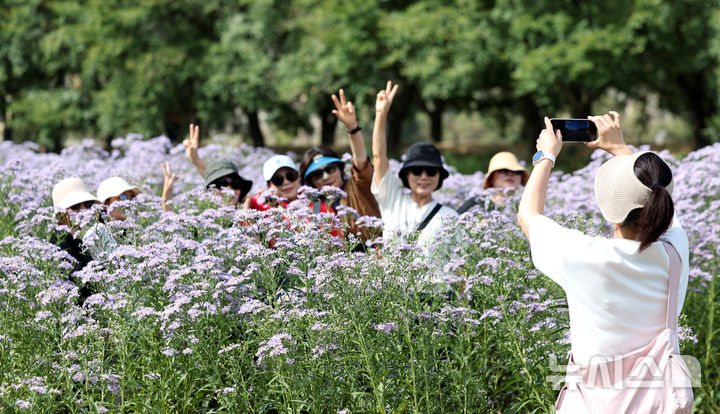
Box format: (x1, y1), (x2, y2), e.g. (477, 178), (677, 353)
(204, 159), (253, 199)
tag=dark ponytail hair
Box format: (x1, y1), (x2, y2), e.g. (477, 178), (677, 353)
(622, 152), (674, 252)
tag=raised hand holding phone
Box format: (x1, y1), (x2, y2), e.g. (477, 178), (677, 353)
(537, 116), (563, 159)
(586, 111), (633, 156)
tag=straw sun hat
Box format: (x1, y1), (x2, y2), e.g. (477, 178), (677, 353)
(52, 177), (99, 209)
(594, 151), (674, 224)
(483, 152), (529, 189)
(96, 177), (141, 204)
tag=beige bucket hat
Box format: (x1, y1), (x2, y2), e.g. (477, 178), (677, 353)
(97, 177), (141, 204)
(483, 151), (529, 189)
(594, 151), (674, 223)
(52, 177), (99, 209)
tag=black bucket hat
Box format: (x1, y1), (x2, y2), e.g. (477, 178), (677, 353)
(204, 159), (253, 200)
(399, 142), (450, 190)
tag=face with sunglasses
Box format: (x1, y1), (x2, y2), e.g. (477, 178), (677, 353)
(68, 200), (99, 212)
(103, 190), (138, 220)
(105, 190), (137, 205)
(490, 168), (524, 189)
(307, 163), (343, 189)
(267, 167), (300, 201)
(209, 174), (250, 206)
(405, 165), (441, 198)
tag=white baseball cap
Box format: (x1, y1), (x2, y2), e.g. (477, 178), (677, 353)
(52, 177), (99, 209)
(262, 155), (297, 181)
(594, 151), (674, 223)
(96, 177), (141, 204)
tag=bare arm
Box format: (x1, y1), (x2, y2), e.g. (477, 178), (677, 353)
(331, 89), (368, 170)
(372, 81), (398, 186)
(518, 111), (631, 238)
(183, 123), (207, 177)
(518, 117), (563, 238)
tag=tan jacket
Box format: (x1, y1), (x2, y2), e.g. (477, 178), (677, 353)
(341, 158), (381, 240)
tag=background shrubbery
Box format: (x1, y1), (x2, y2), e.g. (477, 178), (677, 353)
(1, 0), (719, 155)
(0, 137), (718, 412)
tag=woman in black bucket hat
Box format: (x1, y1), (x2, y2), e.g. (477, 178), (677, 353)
(370, 81), (458, 264)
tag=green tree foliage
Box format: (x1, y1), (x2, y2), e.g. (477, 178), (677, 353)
(624, 0), (718, 148)
(201, 0), (298, 147)
(381, 0), (495, 143)
(276, 0), (385, 146)
(2, 0), (719, 151)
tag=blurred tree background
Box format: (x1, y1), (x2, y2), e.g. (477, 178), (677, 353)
(1, 0), (718, 162)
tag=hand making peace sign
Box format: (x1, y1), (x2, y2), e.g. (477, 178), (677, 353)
(331, 89), (357, 130)
(375, 81), (399, 115)
(183, 124), (200, 162)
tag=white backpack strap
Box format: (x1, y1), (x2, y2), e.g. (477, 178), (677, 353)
(662, 241), (682, 331)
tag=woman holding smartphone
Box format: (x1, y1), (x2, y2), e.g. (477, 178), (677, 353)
(518, 112), (692, 412)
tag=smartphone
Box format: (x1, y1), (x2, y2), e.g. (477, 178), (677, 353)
(550, 118), (598, 142)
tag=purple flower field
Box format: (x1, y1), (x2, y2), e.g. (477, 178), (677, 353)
(0, 136), (718, 412)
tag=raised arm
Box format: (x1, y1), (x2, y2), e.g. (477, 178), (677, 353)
(518, 117), (563, 238)
(183, 123), (208, 177)
(518, 111), (630, 238)
(372, 81), (398, 186)
(161, 162), (181, 212)
(331, 89), (368, 170)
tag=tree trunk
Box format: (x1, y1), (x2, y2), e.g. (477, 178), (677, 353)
(678, 73), (715, 149)
(518, 95), (543, 156)
(247, 111), (265, 147)
(1, 94), (10, 141)
(425, 99), (446, 143)
(164, 117), (181, 142)
(566, 84), (593, 118)
(386, 83), (416, 155)
(319, 101), (338, 147)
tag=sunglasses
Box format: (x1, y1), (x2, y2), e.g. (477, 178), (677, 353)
(307, 164), (340, 181)
(68, 200), (97, 211)
(269, 170), (299, 187)
(211, 177), (247, 191)
(118, 192), (136, 201)
(408, 166), (439, 177)
(496, 169), (524, 176)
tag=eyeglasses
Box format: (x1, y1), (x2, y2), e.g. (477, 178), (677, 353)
(211, 177), (247, 191)
(307, 164), (340, 181)
(408, 166), (439, 177)
(68, 200), (97, 211)
(269, 170), (299, 187)
(496, 169), (524, 176)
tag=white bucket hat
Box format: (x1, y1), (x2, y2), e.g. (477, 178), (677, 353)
(262, 155), (297, 181)
(97, 177), (141, 204)
(52, 177), (99, 209)
(594, 151), (674, 224)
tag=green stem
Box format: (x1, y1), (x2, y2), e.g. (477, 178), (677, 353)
(352, 320), (384, 413)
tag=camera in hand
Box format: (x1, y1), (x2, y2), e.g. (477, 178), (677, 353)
(550, 118), (598, 142)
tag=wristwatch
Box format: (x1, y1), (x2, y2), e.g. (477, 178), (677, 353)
(532, 150), (556, 167)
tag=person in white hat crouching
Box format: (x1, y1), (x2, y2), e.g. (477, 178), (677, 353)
(96, 176), (142, 220)
(51, 177), (105, 301)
